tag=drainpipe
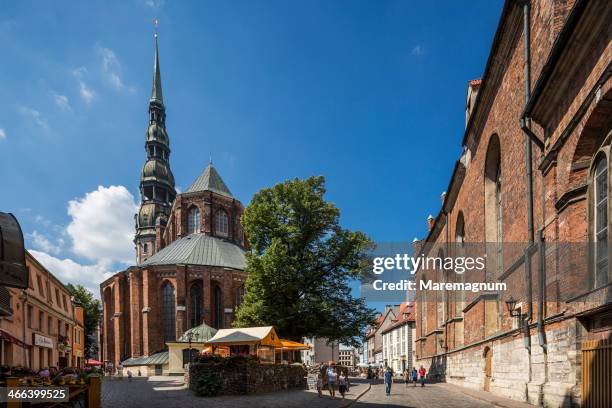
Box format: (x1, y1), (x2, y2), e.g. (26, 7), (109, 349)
(520, 2), (548, 404)
(521, 0), (534, 355)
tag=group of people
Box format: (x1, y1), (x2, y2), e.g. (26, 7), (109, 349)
(381, 365), (428, 396)
(315, 363), (351, 400)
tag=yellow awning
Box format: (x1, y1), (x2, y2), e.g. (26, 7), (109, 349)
(280, 339), (311, 350)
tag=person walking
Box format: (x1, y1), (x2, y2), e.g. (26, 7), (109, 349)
(403, 369), (410, 387)
(327, 364), (338, 399)
(316, 373), (323, 398)
(338, 372), (347, 399)
(411, 367), (418, 386)
(418, 365), (427, 387)
(384, 367), (393, 396)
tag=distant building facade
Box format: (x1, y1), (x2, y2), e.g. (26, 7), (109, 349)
(100, 34), (247, 368)
(301, 337), (339, 365)
(338, 345), (357, 368)
(381, 302), (415, 373)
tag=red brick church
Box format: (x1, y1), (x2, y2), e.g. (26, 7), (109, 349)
(100, 33), (247, 367)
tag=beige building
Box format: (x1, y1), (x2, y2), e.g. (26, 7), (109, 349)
(0, 251), (79, 370)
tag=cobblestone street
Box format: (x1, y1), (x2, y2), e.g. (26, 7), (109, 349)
(102, 376), (369, 408)
(353, 381), (534, 408)
(101, 376), (536, 408)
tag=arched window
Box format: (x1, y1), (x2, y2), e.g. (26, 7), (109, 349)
(592, 153), (609, 288)
(215, 210), (229, 237)
(162, 282), (176, 342)
(436, 248), (445, 329)
(189, 282), (203, 329)
(143, 243), (148, 254)
(234, 285), (244, 309)
(187, 206), (200, 234)
(484, 135), (503, 279)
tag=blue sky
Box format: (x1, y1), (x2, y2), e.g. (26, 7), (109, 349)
(0, 0), (502, 296)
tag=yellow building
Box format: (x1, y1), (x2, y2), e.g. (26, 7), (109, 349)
(0, 251), (79, 370)
(72, 304), (85, 368)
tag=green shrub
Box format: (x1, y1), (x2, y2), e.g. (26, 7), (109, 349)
(193, 370), (223, 397)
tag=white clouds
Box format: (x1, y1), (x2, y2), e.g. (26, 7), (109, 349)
(28, 250), (114, 296)
(52, 91), (71, 111)
(66, 185), (138, 264)
(18, 106), (48, 130)
(145, 0), (165, 9)
(28, 231), (63, 255)
(25, 185), (137, 295)
(79, 81), (95, 104)
(0, 128), (6, 141)
(411, 45), (424, 57)
(72, 66), (96, 104)
(97, 46), (128, 91)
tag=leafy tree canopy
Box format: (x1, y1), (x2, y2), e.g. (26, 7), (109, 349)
(234, 176), (376, 346)
(66, 284), (101, 358)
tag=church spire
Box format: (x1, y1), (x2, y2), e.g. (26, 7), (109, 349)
(135, 27), (175, 264)
(150, 32), (163, 104)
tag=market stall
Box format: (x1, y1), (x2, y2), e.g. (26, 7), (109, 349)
(205, 326), (283, 364)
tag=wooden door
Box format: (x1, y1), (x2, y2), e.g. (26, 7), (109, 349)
(582, 339), (612, 407)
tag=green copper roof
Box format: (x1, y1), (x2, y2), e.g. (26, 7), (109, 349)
(122, 351), (168, 367)
(185, 164), (233, 197)
(150, 34), (163, 104)
(178, 323), (218, 342)
(140, 233), (245, 269)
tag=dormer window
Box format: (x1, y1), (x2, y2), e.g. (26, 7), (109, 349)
(187, 206), (200, 234)
(215, 210), (229, 237)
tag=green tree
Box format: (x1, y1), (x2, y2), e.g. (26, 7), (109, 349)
(234, 176), (376, 346)
(66, 284), (101, 358)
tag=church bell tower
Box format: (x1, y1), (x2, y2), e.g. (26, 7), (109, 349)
(135, 32), (176, 264)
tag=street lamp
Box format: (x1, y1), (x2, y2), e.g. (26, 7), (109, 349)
(505, 296), (521, 318)
(186, 331), (197, 366)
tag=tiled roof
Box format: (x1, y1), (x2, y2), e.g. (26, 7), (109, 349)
(122, 351), (168, 367)
(380, 302), (415, 334)
(185, 164), (233, 197)
(140, 233), (246, 269)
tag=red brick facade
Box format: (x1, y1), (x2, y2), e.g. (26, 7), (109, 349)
(414, 1), (611, 406)
(101, 186), (247, 367)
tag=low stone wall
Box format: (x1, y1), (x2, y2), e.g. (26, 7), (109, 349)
(189, 356), (306, 396)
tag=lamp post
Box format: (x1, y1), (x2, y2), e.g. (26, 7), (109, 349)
(186, 332), (194, 365)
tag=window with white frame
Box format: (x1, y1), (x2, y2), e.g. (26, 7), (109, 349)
(187, 206), (200, 234)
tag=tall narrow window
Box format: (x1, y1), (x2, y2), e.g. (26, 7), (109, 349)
(484, 135), (502, 279)
(187, 207), (200, 234)
(189, 282), (203, 329)
(213, 285), (223, 329)
(594, 155), (608, 287)
(215, 211), (229, 237)
(162, 282), (176, 342)
(235, 285), (244, 309)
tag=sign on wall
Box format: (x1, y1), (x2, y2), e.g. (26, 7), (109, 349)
(33, 334), (54, 349)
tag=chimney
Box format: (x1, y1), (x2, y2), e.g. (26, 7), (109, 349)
(427, 214), (435, 231)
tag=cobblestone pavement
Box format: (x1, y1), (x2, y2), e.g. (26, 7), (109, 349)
(101, 375), (370, 408)
(352, 381), (498, 408)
